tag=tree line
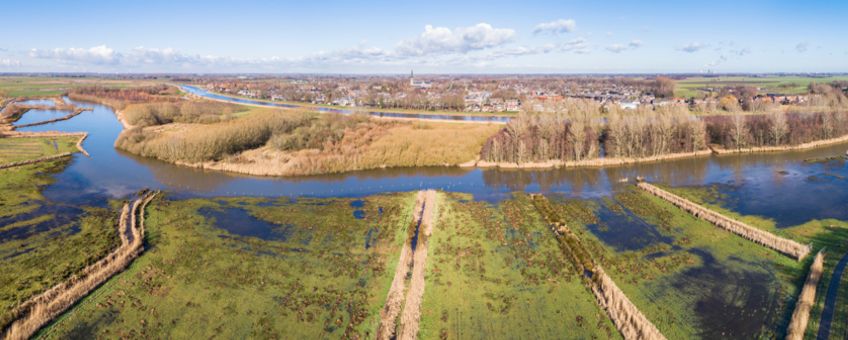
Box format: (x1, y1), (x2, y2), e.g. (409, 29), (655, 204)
(481, 84), (848, 163)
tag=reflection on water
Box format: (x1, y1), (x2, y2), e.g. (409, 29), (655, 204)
(13, 109), (69, 126)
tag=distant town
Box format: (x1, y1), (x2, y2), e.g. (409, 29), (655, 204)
(186, 73), (847, 113)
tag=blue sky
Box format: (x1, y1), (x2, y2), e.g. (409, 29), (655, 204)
(2, 0), (846, 73)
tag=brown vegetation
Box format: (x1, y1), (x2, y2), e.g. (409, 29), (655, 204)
(121, 101), (247, 128)
(786, 251), (825, 340)
(2, 192), (157, 340)
(68, 85), (177, 110)
(481, 99), (707, 164)
(636, 181), (811, 260)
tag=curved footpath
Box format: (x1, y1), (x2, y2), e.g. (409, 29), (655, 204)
(816, 251), (848, 340)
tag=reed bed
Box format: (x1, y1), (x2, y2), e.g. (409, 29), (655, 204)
(636, 182), (811, 260)
(1, 191), (157, 340)
(785, 250), (825, 340)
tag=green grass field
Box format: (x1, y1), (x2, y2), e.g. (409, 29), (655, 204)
(0, 136), (80, 164)
(39, 193), (418, 339)
(0, 160), (121, 331)
(419, 193), (619, 339)
(547, 189), (804, 339)
(674, 76), (848, 98)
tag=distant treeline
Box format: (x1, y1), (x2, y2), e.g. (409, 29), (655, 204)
(481, 83), (848, 163)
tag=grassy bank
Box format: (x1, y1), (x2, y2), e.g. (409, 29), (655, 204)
(419, 193), (619, 339)
(40, 193), (418, 338)
(0, 136), (80, 164)
(0, 160), (121, 331)
(547, 189), (804, 338)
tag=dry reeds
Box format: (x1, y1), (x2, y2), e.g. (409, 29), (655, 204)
(786, 250), (825, 340)
(592, 267), (667, 340)
(636, 182), (811, 260)
(1, 192), (158, 340)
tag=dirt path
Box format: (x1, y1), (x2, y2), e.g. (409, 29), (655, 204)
(398, 189), (436, 340)
(376, 190), (437, 340)
(816, 251), (848, 340)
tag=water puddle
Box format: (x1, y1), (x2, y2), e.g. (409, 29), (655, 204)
(199, 206), (293, 241)
(587, 200), (674, 251)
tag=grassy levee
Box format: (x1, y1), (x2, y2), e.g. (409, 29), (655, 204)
(39, 193), (418, 339)
(637, 182), (811, 260)
(418, 193), (620, 339)
(546, 190), (804, 338)
(785, 250), (824, 340)
(0, 160), (121, 334)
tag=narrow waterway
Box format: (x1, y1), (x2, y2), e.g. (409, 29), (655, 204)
(180, 85), (513, 123)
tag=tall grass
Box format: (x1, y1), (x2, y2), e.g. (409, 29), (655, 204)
(116, 110), (312, 162)
(122, 101), (248, 127)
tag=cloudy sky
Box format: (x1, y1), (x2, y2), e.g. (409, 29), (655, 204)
(2, 0), (846, 73)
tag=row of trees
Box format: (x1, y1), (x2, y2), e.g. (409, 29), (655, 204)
(480, 100), (602, 163)
(481, 86), (848, 163)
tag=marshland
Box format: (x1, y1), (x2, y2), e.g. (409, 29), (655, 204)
(2, 74), (848, 340)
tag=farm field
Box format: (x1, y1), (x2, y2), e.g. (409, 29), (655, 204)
(674, 75), (848, 98)
(418, 193), (619, 339)
(546, 189), (806, 338)
(39, 193), (418, 339)
(0, 160), (120, 332)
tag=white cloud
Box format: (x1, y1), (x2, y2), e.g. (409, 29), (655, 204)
(606, 40), (641, 53)
(606, 44), (627, 53)
(677, 42), (706, 53)
(30, 45), (118, 64)
(0, 58), (21, 67)
(396, 23), (515, 56)
(796, 42), (809, 53)
(533, 19), (576, 35)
